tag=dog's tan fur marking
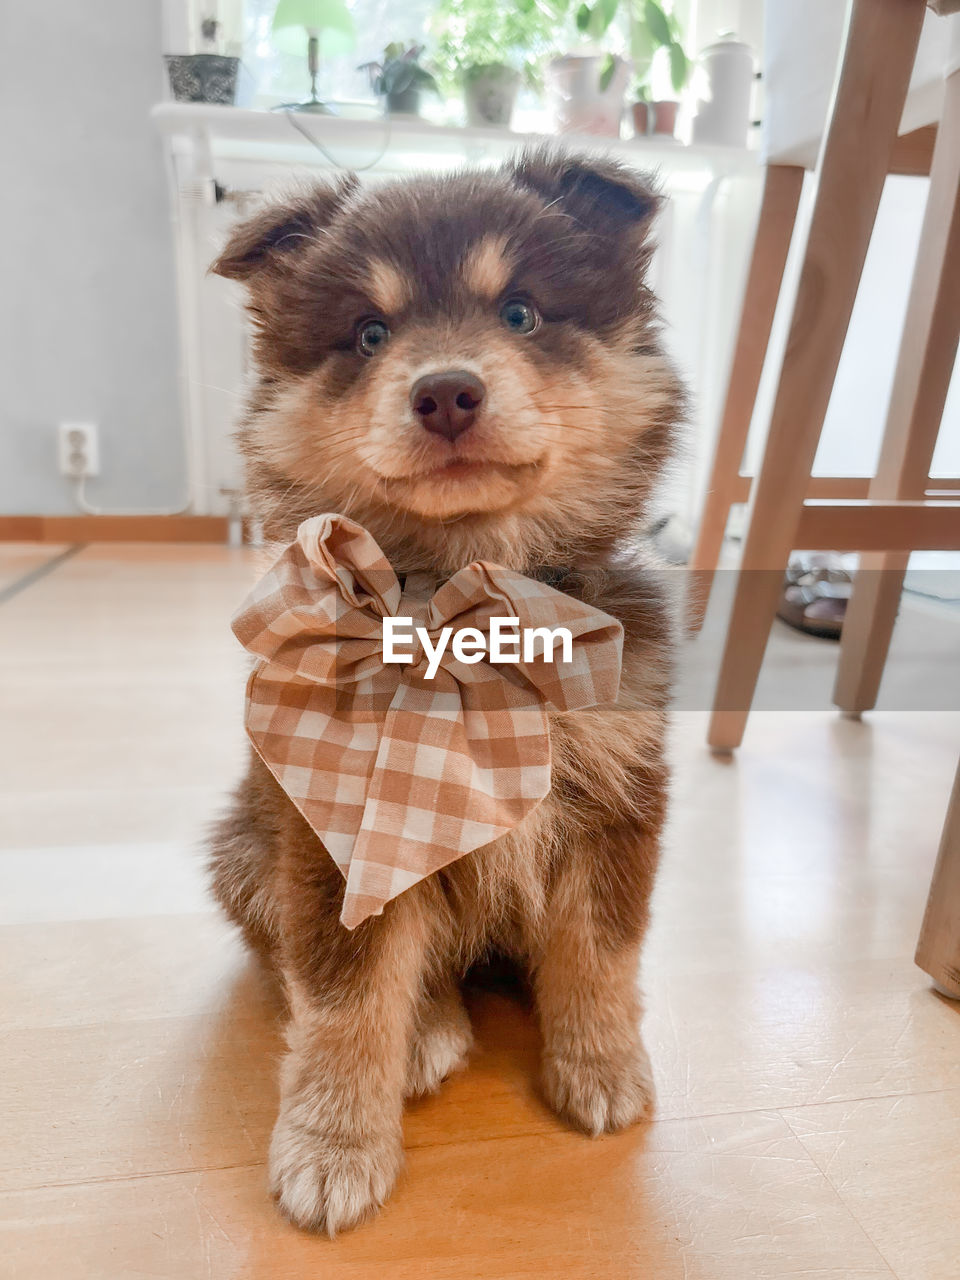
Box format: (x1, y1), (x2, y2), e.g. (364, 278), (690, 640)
(366, 259), (411, 314)
(461, 235), (513, 298)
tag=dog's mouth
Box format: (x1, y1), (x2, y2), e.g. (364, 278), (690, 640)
(378, 456), (545, 484)
(368, 454), (547, 518)
(429, 458), (493, 477)
(425, 457), (542, 480)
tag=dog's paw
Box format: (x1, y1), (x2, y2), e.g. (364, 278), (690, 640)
(268, 1116), (402, 1235)
(405, 996), (473, 1098)
(541, 1040), (655, 1136)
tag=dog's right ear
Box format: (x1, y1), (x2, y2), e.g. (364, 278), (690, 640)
(210, 177), (357, 283)
(509, 148), (661, 239)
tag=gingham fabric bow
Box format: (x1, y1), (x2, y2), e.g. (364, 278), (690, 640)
(233, 514), (623, 928)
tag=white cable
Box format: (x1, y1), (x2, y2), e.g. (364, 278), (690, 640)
(71, 477), (249, 551)
(283, 106), (394, 172)
(71, 474), (192, 517)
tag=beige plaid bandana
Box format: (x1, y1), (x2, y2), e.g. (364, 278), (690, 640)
(233, 514), (623, 929)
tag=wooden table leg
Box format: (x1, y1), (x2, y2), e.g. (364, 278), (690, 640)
(706, 0), (927, 753)
(834, 70), (960, 717)
(688, 165), (804, 633)
(916, 757), (960, 999)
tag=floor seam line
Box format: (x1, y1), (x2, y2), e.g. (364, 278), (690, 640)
(1, 1160), (266, 1195)
(0, 543), (86, 606)
(777, 1106), (905, 1280)
(773, 1083), (960, 1116)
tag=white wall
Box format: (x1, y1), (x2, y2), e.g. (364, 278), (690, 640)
(0, 0), (185, 515)
(690, 0), (763, 54)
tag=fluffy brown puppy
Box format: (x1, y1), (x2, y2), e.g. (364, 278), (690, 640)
(209, 148), (684, 1234)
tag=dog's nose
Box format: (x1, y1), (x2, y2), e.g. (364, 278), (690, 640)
(410, 370), (485, 442)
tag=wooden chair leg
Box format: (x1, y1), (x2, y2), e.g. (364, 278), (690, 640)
(687, 165), (804, 633)
(834, 69), (960, 717)
(706, 0), (926, 752)
(832, 556), (908, 716)
(916, 756), (960, 999)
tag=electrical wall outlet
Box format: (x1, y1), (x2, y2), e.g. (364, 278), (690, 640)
(58, 422), (100, 478)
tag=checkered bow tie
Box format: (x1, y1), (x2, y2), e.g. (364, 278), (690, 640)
(232, 514), (623, 929)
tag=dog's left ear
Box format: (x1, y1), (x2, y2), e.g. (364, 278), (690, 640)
(508, 149), (661, 237)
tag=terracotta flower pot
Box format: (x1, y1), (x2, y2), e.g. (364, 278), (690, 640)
(651, 100), (679, 136)
(632, 101), (650, 137)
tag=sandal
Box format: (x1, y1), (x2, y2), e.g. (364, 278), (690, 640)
(777, 552), (854, 640)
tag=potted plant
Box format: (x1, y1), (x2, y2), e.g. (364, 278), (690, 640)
(545, 48), (629, 136)
(461, 63), (522, 127)
(165, 16), (253, 106)
(431, 0), (561, 128)
(627, 0), (690, 136)
(547, 0), (689, 138)
(631, 82), (651, 135)
(360, 42), (439, 116)
(543, 0), (629, 137)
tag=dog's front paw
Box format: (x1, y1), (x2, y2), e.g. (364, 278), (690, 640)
(268, 1115), (402, 1234)
(405, 996), (473, 1098)
(541, 1039), (655, 1136)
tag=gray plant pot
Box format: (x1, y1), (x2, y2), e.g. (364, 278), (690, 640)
(463, 64), (520, 128)
(164, 54), (251, 106)
(385, 86), (422, 115)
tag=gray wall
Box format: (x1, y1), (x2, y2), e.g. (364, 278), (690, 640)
(0, 0), (185, 514)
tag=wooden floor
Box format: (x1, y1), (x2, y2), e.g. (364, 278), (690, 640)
(2, 542), (959, 1280)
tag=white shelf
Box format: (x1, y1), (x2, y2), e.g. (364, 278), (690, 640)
(151, 102), (759, 180)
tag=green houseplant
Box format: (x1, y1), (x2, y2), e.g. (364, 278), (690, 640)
(629, 0), (690, 134)
(360, 42), (439, 115)
(567, 0), (690, 135)
(431, 0), (564, 127)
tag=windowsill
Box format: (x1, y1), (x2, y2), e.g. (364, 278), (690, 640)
(151, 102), (759, 177)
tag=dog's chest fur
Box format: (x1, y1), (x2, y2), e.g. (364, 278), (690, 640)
(421, 642), (670, 965)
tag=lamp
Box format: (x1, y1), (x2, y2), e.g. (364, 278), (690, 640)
(271, 0), (356, 113)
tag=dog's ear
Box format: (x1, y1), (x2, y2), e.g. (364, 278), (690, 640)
(508, 148), (661, 236)
(210, 177), (357, 283)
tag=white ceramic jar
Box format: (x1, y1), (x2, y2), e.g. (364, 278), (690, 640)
(691, 34), (754, 148)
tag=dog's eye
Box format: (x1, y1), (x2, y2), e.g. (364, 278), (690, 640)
(499, 299), (540, 335)
(356, 319), (390, 357)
